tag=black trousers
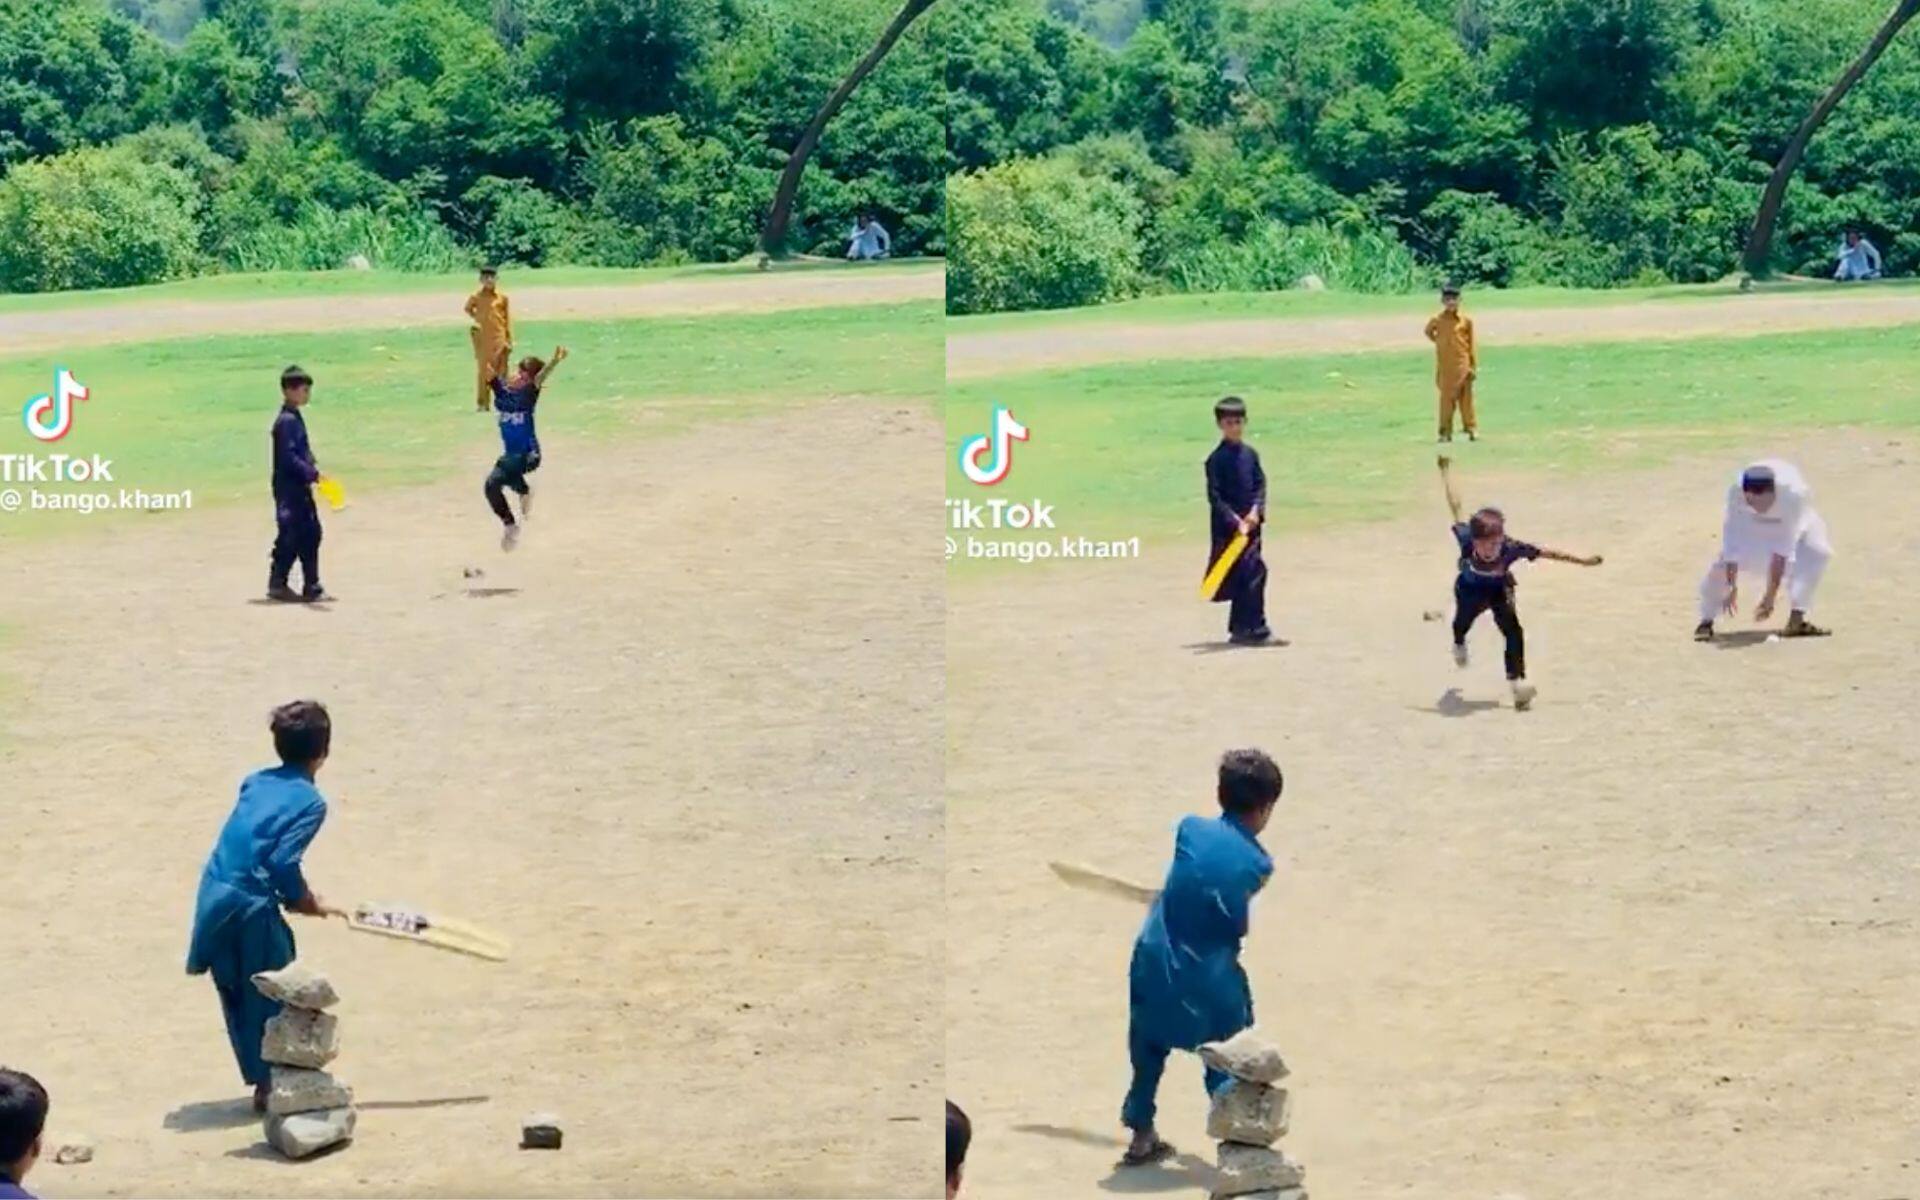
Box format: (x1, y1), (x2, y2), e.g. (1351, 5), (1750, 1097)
(1454, 582), (1524, 679)
(485, 450), (541, 525)
(1209, 531), (1268, 635)
(269, 493), (322, 593)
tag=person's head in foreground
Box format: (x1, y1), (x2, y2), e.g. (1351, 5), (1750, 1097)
(1214, 395), (1248, 442)
(1468, 505), (1507, 556)
(1441, 281), (1461, 312)
(1218, 748), (1283, 834)
(946, 1100), (970, 1198)
(1740, 465), (1777, 514)
(479, 264), (499, 290)
(272, 699), (331, 777)
(280, 365), (313, 408)
(0, 1068), (47, 1193)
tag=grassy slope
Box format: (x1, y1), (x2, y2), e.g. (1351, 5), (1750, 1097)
(0, 300), (940, 541)
(0, 257), (943, 316)
(949, 277), (1920, 333)
(944, 325), (1920, 563)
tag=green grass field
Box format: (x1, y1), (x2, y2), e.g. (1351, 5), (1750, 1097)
(949, 275), (1920, 334)
(0, 299), (939, 541)
(945, 323), (1920, 563)
(0, 257), (942, 316)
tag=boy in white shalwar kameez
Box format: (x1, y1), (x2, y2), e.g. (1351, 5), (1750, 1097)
(1695, 460), (1833, 641)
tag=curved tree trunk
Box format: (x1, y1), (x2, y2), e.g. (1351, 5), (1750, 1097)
(760, 0), (939, 258)
(1743, 0), (1920, 276)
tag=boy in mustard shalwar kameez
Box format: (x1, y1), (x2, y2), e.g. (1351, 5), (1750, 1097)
(1424, 282), (1477, 443)
(465, 266), (512, 412)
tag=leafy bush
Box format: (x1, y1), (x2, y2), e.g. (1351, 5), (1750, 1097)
(226, 204), (467, 272)
(580, 116), (762, 264)
(947, 156), (1144, 314)
(460, 175), (592, 267)
(1163, 218), (1435, 293)
(0, 145), (203, 291)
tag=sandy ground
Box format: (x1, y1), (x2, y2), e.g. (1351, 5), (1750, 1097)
(947, 433), (1920, 1199)
(0, 400), (942, 1198)
(946, 287), (1920, 379)
(0, 266), (943, 353)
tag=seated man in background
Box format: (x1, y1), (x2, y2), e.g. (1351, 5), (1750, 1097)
(1834, 229), (1883, 281)
(847, 212), (891, 260)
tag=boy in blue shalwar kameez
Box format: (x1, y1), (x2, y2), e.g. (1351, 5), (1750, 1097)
(1121, 748), (1280, 1166)
(186, 700), (342, 1112)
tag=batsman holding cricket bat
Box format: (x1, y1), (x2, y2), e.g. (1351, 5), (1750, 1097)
(1204, 397), (1272, 644)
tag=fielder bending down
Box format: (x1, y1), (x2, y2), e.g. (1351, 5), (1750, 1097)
(1696, 460), (1832, 641)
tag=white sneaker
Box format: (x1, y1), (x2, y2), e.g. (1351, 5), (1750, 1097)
(1511, 681), (1537, 711)
(1452, 642), (1469, 668)
(519, 489), (533, 521)
(502, 523), (522, 552)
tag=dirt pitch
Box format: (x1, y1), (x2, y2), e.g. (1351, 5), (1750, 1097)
(0, 399), (941, 1197)
(947, 433), (1920, 1199)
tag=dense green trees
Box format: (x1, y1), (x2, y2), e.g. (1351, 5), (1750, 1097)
(0, 0), (941, 291)
(948, 0), (1920, 312)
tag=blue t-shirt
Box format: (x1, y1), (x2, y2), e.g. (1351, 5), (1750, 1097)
(1453, 522), (1539, 589)
(491, 378), (541, 457)
(1130, 814), (1274, 1047)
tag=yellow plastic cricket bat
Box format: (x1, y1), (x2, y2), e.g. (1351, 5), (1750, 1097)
(336, 903), (509, 962)
(1048, 860), (1160, 905)
(315, 476), (347, 512)
(1200, 532), (1250, 600)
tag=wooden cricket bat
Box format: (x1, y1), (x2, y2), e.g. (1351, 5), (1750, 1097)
(1200, 532), (1250, 600)
(1048, 860), (1159, 905)
(337, 904), (509, 962)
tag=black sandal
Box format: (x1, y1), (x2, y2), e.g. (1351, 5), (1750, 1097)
(1782, 618), (1831, 638)
(1119, 1137), (1176, 1167)
(1693, 621), (1714, 642)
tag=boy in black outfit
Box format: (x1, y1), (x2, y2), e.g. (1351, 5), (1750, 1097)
(1438, 455), (1601, 710)
(1203, 397), (1271, 644)
(268, 366), (331, 603)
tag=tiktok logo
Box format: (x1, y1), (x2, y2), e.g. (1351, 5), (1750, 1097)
(957, 405), (1028, 486)
(24, 368), (89, 442)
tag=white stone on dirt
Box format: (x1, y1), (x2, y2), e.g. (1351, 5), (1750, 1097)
(52, 1139), (93, 1165)
(1207, 1081), (1291, 1146)
(1211, 1142), (1305, 1197)
(267, 1066), (353, 1116)
(262, 1007), (340, 1069)
(264, 1106), (356, 1158)
(1197, 1029), (1289, 1084)
(1222, 1191), (1306, 1200)
(251, 963), (340, 1010)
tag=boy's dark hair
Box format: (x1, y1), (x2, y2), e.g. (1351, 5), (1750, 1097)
(1741, 466), (1776, 494)
(280, 365), (313, 391)
(0, 1068), (48, 1165)
(479, 264), (499, 277)
(270, 700), (331, 765)
(518, 356), (546, 378)
(1218, 749), (1283, 814)
(1213, 396), (1248, 422)
(1468, 507), (1505, 539)
(945, 1100), (971, 1184)
(1441, 281), (1462, 297)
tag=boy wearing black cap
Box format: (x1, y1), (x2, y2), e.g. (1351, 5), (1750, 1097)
(1696, 459), (1832, 640)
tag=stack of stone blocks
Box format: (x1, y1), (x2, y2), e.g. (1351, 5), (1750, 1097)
(1199, 1028), (1306, 1200)
(252, 963), (357, 1159)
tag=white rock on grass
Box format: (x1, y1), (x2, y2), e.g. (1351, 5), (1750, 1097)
(1294, 273), (1326, 291)
(267, 1066), (353, 1116)
(251, 963), (340, 1010)
(1198, 1029), (1289, 1085)
(1211, 1143), (1305, 1197)
(1207, 1081), (1291, 1146)
(264, 1106), (356, 1159)
(262, 1008), (340, 1069)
